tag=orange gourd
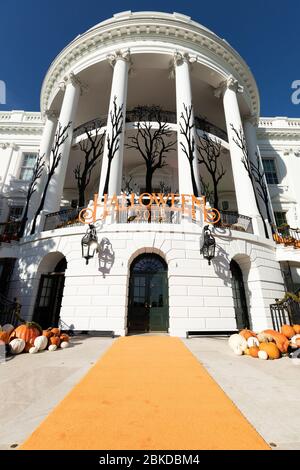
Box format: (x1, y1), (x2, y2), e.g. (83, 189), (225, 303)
(51, 328), (61, 336)
(281, 324), (295, 339)
(293, 324), (300, 334)
(43, 328), (53, 339)
(0, 331), (10, 344)
(263, 329), (289, 353)
(239, 329), (257, 340)
(249, 346), (259, 358)
(50, 336), (61, 347)
(60, 334), (69, 343)
(259, 342), (281, 360)
(10, 322), (42, 352)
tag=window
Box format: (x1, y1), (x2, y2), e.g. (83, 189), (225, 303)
(222, 201), (229, 211)
(7, 206), (23, 221)
(262, 158), (279, 184)
(274, 211), (287, 227)
(19, 153), (37, 181)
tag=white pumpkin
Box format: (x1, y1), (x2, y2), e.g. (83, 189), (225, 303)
(233, 346), (243, 356)
(228, 334), (247, 352)
(2, 323), (14, 334)
(258, 350), (268, 360)
(290, 334), (300, 346)
(60, 341), (69, 349)
(247, 337), (259, 348)
(29, 346), (39, 354)
(10, 338), (25, 354)
(48, 344), (57, 351)
(34, 335), (48, 351)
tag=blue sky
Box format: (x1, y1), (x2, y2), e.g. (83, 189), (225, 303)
(0, 0), (299, 117)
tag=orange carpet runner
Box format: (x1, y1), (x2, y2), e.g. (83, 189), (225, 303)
(21, 336), (269, 450)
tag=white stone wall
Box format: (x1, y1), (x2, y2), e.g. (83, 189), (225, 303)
(8, 223), (285, 337)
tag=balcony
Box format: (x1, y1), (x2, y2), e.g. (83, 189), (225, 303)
(273, 225), (300, 249)
(73, 110), (228, 142)
(42, 206), (253, 233)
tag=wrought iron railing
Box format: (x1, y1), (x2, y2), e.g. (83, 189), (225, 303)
(73, 110), (228, 142)
(0, 221), (22, 243)
(116, 205), (183, 224)
(273, 224), (300, 248)
(44, 207), (83, 231)
(219, 211), (253, 234)
(270, 290), (300, 331)
(0, 294), (23, 327)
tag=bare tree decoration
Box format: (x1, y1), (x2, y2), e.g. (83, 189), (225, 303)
(74, 123), (105, 207)
(179, 104), (199, 197)
(199, 175), (214, 205)
(103, 96), (123, 195)
(31, 122), (71, 234)
(249, 154), (274, 226)
(121, 176), (138, 196)
(18, 153), (45, 237)
(159, 181), (171, 195)
(230, 124), (270, 238)
(197, 132), (225, 211)
(126, 106), (176, 194)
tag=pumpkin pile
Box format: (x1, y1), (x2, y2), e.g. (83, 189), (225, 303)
(228, 325), (300, 360)
(0, 323), (70, 355)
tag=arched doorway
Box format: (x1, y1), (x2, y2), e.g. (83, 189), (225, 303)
(33, 257), (67, 329)
(127, 253), (169, 333)
(230, 259), (250, 329)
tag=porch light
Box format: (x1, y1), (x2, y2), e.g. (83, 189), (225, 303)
(201, 225), (216, 265)
(81, 224), (98, 264)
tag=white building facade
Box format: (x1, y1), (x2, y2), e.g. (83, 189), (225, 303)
(0, 11), (299, 336)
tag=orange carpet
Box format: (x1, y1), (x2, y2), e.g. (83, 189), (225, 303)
(21, 336), (269, 450)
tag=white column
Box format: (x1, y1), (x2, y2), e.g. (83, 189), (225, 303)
(98, 49), (130, 197)
(174, 51), (201, 196)
(43, 73), (81, 214)
(0, 143), (16, 222)
(220, 76), (262, 235)
(244, 116), (275, 227)
(25, 110), (58, 233)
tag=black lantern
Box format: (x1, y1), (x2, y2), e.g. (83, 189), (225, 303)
(81, 224), (99, 264)
(200, 225), (216, 265)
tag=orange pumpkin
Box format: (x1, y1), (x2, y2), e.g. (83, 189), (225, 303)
(249, 346), (259, 358)
(43, 329), (53, 339)
(51, 328), (61, 336)
(293, 324), (300, 334)
(0, 331), (10, 344)
(259, 342), (281, 360)
(50, 336), (61, 347)
(239, 329), (257, 340)
(281, 324), (295, 339)
(263, 329), (289, 353)
(60, 334), (70, 343)
(10, 322), (42, 352)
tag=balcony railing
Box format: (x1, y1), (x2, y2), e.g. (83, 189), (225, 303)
(0, 221), (22, 243)
(73, 110), (228, 142)
(219, 211), (253, 234)
(273, 225), (300, 248)
(44, 207), (83, 231)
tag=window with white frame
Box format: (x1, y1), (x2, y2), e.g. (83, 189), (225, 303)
(262, 158), (279, 185)
(274, 211), (288, 227)
(7, 206), (24, 221)
(19, 153), (37, 181)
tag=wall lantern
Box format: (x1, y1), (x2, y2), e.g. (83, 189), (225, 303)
(81, 224), (98, 264)
(200, 225), (216, 265)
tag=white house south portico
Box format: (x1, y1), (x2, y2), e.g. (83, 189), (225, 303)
(1, 11), (300, 337)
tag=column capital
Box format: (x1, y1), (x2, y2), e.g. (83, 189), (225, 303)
(214, 75), (244, 98)
(244, 113), (259, 127)
(9, 143), (19, 151)
(107, 48), (131, 67)
(44, 109), (59, 120)
(59, 72), (88, 95)
(169, 51), (197, 79)
(0, 142), (9, 150)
